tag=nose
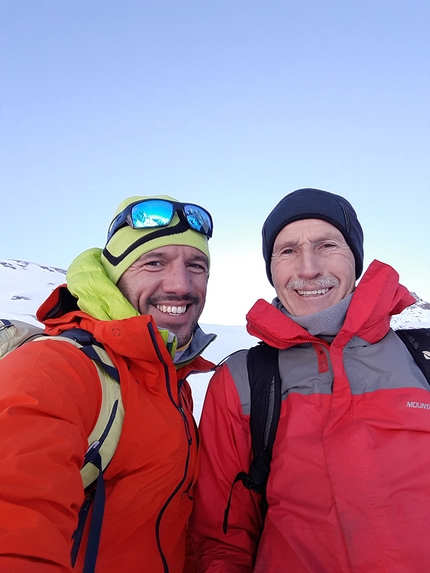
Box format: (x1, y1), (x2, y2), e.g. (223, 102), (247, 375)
(162, 261), (191, 295)
(296, 246), (322, 279)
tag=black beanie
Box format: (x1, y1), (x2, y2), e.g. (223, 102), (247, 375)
(262, 188), (364, 285)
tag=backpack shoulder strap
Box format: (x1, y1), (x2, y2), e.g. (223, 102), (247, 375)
(33, 327), (124, 573)
(0, 319), (123, 573)
(32, 328), (124, 487)
(59, 328), (120, 383)
(245, 343), (282, 495)
(223, 343), (281, 532)
(395, 328), (430, 383)
(1, 320), (124, 483)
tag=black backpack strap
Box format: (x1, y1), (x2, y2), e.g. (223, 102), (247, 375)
(60, 328), (120, 383)
(395, 328), (430, 383)
(223, 343), (281, 533)
(244, 343), (282, 494)
(58, 328), (120, 573)
(70, 448), (105, 573)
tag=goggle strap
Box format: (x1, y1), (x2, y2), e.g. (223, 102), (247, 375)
(102, 217), (191, 267)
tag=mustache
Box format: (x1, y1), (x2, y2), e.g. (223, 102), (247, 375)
(147, 294), (200, 305)
(286, 277), (340, 290)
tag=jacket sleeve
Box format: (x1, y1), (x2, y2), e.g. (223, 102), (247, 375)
(0, 339), (102, 572)
(189, 362), (263, 573)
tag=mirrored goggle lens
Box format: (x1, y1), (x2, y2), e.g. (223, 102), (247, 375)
(130, 200), (174, 228)
(183, 204), (212, 237)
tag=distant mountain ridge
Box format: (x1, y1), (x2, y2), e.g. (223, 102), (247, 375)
(0, 259), (66, 276)
(389, 292), (430, 329)
(1, 258), (430, 329)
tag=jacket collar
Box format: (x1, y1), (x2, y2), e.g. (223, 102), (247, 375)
(246, 260), (415, 349)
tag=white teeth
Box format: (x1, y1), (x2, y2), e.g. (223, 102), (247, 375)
(297, 289), (329, 296)
(156, 304), (187, 315)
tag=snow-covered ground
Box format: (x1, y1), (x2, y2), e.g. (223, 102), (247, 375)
(1, 258), (430, 420)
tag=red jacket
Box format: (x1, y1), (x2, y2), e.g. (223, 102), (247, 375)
(190, 261), (430, 572)
(0, 286), (214, 573)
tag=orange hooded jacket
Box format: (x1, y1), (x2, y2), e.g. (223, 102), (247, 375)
(0, 283), (215, 573)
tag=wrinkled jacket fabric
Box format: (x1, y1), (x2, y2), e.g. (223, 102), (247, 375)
(0, 249), (215, 573)
(190, 260), (430, 573)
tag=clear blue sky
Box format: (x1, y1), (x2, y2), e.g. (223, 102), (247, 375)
(1, 0), (429, 325)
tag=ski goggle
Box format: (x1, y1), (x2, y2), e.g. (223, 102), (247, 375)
(106, 199), (213, 242)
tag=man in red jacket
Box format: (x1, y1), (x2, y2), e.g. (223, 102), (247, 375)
(190, 188), (430, 573)
(0, 195), (215, 573)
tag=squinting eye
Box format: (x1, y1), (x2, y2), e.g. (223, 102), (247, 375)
(189, 263), (208, 272)
(146, 260), (162, 266)
(319, 242), (337, 250)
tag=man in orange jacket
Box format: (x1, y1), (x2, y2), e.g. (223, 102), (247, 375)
(0, 195), (216, 573)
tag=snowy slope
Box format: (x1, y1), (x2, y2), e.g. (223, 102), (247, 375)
(1, 258), (429, 419)
(0, 259), (66, 324)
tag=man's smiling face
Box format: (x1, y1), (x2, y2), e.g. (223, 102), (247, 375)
(117, 244), (209, 346)
(270, 218), (356, 317)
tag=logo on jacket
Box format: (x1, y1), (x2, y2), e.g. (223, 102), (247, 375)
(390, 393), (430, 410)
(406, 401), (430, 410)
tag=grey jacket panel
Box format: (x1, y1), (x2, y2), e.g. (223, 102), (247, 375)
(226, 329), (429, 416)
(226, 350), (250, 414)
(226, 343), (333, 416)
(344, 329), (429, 394)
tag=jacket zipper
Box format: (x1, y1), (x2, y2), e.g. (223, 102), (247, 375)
(148, 322), (194, 573)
